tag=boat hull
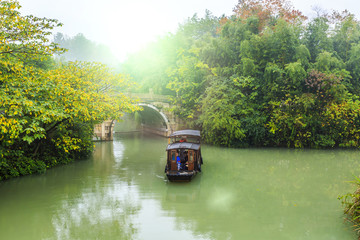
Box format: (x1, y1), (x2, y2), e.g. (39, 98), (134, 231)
(166, 171), (196, 182)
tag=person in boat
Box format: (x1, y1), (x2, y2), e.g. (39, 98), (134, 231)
(176, 155), (181, 170)
(180, 137), (187, 142)
(179, 149), (188, 170)
(184, 150), (188, 170)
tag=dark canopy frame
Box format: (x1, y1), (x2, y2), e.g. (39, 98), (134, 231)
(169, 130), (201, 138)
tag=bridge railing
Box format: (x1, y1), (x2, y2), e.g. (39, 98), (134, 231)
(128, 93), (172, 103)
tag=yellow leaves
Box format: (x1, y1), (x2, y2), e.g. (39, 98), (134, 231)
(53, 136), (82, 153)
(8, 2), (17, 10)
(195, 61), (209, 70)
(44, 61), (138, 122)
(267, 121), (278, 134)
(0, 115), (20, 140)
(1, 46), (137, 149)
(0, 0), (64, 62)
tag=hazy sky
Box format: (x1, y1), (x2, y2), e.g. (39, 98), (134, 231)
(18, 0), (360, 61)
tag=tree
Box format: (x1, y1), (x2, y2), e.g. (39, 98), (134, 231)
(115, 0), (360, 151)
(167, 48), (210, 120)
(233, 0), (306, 32)
(0, 0), (64, 68)
(0, 0), (138, 180)
(304, 17), (333, 62)
(199, 77), (245, 146)
(347, 43), (360, 93)
(332, 14), (360, 62)
(120, 11), (220, 95)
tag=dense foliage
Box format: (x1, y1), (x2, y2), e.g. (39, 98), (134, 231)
(0, 0), (137, 180)
(339, 178), (360, 235)
(122, 0), (360, 148)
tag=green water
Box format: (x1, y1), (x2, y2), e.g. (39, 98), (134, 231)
(0, 133), (359, 240)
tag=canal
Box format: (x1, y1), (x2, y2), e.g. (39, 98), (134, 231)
(0, 132), (359, 239)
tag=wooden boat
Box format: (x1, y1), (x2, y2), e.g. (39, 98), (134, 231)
(165, 130), (203, 182)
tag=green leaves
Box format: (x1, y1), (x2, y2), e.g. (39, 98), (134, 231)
(115, 0), (360, 150)
(0, 0), (64, 61)
(200, 77), (248, 146)
(167, 48), (210, 119)
(0, 1), (138, 180)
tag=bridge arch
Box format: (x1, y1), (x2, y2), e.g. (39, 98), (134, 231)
(94, 93), (182, 140)
(136, 103), (173, 136)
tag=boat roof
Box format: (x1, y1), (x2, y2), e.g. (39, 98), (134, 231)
(166, 142), (201, 151)
(169, 130), (201, 138)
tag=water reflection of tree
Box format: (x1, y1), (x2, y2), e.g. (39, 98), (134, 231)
(0, 140), (142, 240)
(45, 138), (142, 240)
(52, 182), (140, 240)
(49, 141), (142, 240)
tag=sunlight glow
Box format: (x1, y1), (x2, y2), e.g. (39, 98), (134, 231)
(19, 0), (237, 61)
(18, 0), (360, 62)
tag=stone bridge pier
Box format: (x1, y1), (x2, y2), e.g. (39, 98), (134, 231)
(93, 120), (115, 141)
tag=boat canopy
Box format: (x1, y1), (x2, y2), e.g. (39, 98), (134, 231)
(169, 130), (201, 138)
(166, 142), (201, 151)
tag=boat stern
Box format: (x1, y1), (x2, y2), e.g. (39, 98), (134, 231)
(166, 171), (196, 182)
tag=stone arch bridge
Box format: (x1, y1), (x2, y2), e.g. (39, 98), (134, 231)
(94, 93), (183, 141)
